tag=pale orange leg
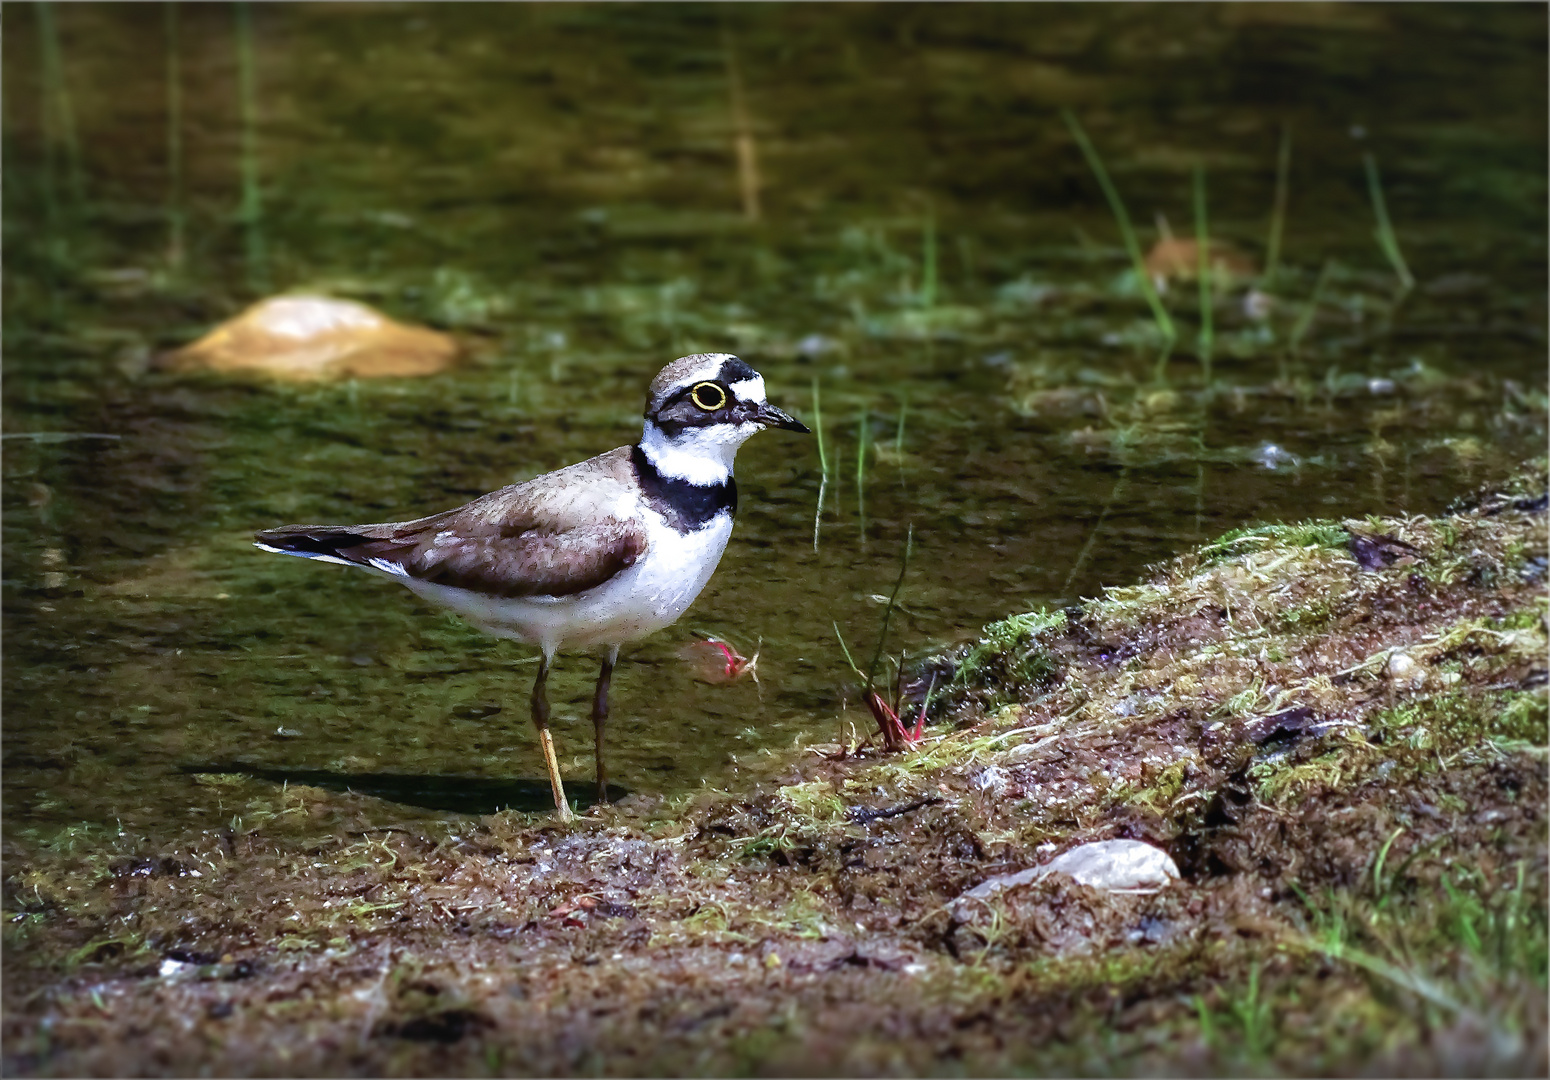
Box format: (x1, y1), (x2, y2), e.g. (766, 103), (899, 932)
(530, 654), (572, 822)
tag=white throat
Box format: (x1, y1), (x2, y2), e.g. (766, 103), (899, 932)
(638, 419), (756, 485)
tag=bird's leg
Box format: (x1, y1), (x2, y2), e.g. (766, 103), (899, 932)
(530, 652), (572, 823)
(591, 646), (618, 805)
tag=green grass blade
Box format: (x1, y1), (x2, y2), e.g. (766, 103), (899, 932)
(36, 1), (84, 207)
(1062, 469), (1129, 596)
(165, 1), (185, 272)
(1264, 125), (1291, 283)
(811, 379), (828, 475)
(1192, 163), (1213, 383)
(235, 1), (269, 292)
(1363, 152), (1414, 291)
(865, 524), (913, 680)
(920, 210), (937, 309)
(855, 407), (869, 541)
(1372, 825), (1405, 901)
(1062, 109), (1175, 346)
(832, 622), (865, 680)
(811, 380), (827, 552)
(1290, 259), (1334, 355)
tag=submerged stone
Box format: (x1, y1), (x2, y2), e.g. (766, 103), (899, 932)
(1144, 236), (1257, 293)
(161, 295), (458, 382)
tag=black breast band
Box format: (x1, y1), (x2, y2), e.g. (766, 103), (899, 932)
(631, 445), (736, 533)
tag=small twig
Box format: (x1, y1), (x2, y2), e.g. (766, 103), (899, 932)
(845, 796), (942, 824)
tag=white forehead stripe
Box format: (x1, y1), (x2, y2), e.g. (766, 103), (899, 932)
(728, 375), (765, 402)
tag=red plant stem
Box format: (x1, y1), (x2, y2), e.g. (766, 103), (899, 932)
(709, 639), (740, 679)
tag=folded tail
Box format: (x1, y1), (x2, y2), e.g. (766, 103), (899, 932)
(254, 524), (398, 571)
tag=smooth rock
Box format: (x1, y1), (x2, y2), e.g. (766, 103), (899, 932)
(952, 840), (1179, 921)
(1044, 839), (1179, 891)
(162, 295), (458, 382)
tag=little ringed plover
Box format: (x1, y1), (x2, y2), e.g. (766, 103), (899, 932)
(255, 353), (808, 821)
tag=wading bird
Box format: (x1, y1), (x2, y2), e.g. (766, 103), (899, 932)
(255, 354), (808, 820)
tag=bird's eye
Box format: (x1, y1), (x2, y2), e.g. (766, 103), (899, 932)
(690, 382), (727, 411)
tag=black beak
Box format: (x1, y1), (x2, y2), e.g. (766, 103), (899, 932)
(752, 402), (810, 433)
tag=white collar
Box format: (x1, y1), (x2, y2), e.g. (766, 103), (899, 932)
(638, 420), (755, 486)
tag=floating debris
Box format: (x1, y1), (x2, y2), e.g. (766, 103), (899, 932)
(679, 634), (760, 685)
(1253, 441), (1300, 470)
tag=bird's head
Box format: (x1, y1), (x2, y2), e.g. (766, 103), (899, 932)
(640, 353), (808, 481)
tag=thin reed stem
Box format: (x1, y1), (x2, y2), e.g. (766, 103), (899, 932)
(721, 23), (761, 222)
(1192, 431), (1207, 539)
(832, 622), (864, 680)
(919, 210), (937, 309)
(235, 1), (268, 291)
(1061, 109), (1175, 347)
(812, 380), (828, 552)
(1264, 125), (1291, 283)
(35, 29), (60, 267)
(1290, 259), (1335, 357)
(812, 380), (829, 475)
(165, 2), (185, 272)
(1062, 469), (1128, 597)
(36, 1), (83, 206)
(1363, 152), (1413, 291)
(894, 394), (908, 458)
(1195, 461), (1206, 539)
(1193, 163), (1213, 383)
(855, 407), (869, 542)
(866, 525), (913, 680)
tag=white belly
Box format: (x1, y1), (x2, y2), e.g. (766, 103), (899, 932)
(397, 510), (734, 656)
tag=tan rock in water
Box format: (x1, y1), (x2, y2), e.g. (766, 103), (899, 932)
(162, 295), (458, 381)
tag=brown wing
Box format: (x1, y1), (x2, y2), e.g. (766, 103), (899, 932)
(255, 447), (646, 598)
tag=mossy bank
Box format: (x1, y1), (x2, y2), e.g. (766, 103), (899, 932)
(5, 464), (1546, 1077)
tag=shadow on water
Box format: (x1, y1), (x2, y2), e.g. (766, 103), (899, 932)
(180, 764), (629, 816)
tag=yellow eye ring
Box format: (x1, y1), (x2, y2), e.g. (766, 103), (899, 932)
(690, 382), (727, 411)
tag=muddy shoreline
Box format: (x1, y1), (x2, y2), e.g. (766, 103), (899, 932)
(4, 464), (1546, 1077)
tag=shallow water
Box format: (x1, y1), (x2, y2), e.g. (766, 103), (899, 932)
(3, 4), (1545, 837)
